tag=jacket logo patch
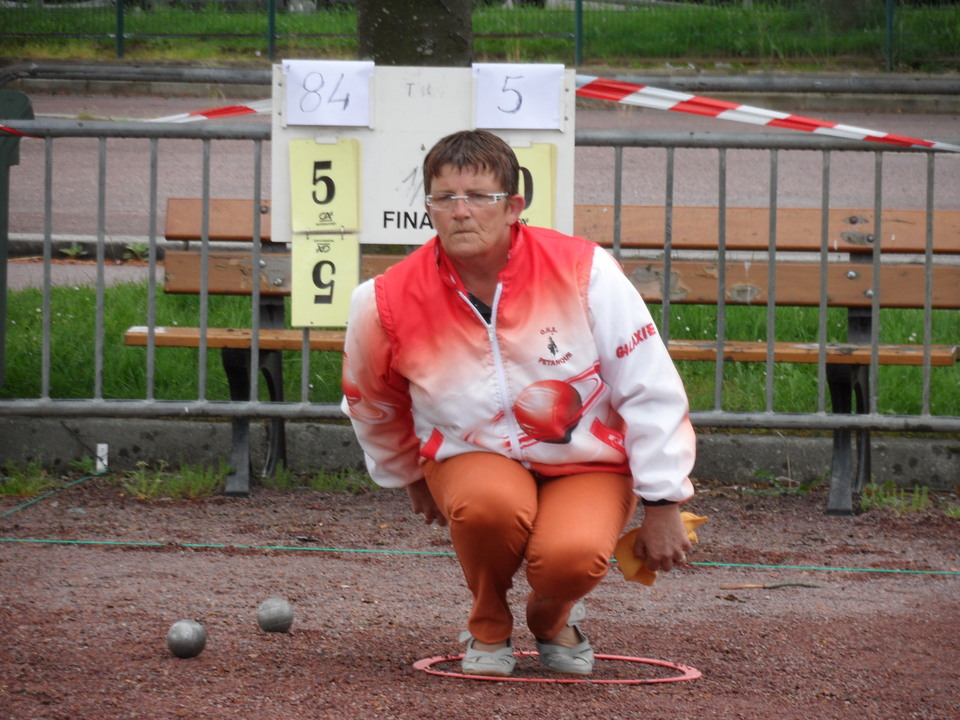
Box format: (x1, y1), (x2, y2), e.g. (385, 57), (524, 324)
(538, 327), (573, 366)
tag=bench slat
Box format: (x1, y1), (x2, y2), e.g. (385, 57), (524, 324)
(666, 340), (958, 366)
(622, 258), (960, 309)
(165, 198), (273, 242)
(575, 206), (960, 254)
(163, 251), (292, 295)
(124, 326), (346, 352)
(124, 327), (957, 368)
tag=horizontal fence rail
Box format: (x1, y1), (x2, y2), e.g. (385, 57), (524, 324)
(5, 62), (960, 97)
(1, 117), (958, 438)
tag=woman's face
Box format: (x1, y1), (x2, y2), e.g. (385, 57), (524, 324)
(426, 164), (524, 269)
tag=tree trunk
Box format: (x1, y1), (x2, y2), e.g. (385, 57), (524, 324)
(357, 0), (473, 67)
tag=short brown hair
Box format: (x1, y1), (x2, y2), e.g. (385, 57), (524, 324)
(423, 130), (519, 196)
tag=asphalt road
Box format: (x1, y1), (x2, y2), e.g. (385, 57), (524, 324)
(7, 90), (960, 246)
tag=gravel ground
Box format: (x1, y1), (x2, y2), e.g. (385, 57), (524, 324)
(1, 476), (958, 720)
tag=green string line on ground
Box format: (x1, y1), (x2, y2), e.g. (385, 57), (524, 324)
(0, 474), (103, 520)
(690, 561), (958, 576)
(1, 536), (958, 577)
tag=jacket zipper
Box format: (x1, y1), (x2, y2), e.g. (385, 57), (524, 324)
(459, 285), (526, 463)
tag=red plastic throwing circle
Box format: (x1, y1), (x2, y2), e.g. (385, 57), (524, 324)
(413, 650), (701, 684)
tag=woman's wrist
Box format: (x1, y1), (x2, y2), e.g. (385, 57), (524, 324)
(641, 498), (677, 507)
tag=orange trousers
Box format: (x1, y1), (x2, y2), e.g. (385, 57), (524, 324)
(423, 452), (637, 644)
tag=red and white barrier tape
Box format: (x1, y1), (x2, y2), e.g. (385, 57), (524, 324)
(3, 76), (957, 154)
(575, 74), (960, 153)
(0, 124), (39, 138)
(148, 98), (273, 123)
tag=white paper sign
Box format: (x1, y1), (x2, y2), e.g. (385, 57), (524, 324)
(291, 233), (359, 327)
(282, 59), (374, 127)
(272, 65), (577, 248)
(473, 63), (565, 130)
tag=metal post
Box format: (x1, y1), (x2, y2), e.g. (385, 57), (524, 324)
(885, 0), (894, 72)
(612, 146), (622, 262)
(0, 91), (33, 389)
(574, 0), (583, 67)
(714, 149), (727, 412)
(116, 0), (125, 59)
(268, 0), (277, 62)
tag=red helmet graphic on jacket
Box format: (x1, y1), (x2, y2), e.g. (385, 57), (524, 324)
(513, 380), (584, 444)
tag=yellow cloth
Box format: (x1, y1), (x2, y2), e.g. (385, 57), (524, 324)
(614, 512), (708, 585)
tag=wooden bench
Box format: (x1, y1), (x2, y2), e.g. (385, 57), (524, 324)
(580, 204), (960, 513)
(125, 199), (959, 511)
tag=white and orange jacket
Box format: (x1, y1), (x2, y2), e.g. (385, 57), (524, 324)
(341, 224), (695, 504)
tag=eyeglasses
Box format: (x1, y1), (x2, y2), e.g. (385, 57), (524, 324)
(424, 192), (509, 211)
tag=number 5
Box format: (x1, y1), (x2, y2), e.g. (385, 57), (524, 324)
(312, 161), (336, 205)
(313, 260), (336, 305)
(498, 75), (523, 114)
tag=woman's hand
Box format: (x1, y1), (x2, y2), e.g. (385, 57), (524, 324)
(631, 504), (692, 573)
(406, 479), (447, 526)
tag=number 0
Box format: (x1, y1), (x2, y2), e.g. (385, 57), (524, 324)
(519, 166), (534, 211)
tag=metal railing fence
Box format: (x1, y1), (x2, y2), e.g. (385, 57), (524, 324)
(1, 116), (957, 436)
(3, 0), (958, 70)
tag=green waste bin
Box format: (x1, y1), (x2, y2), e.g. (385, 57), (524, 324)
(0, 90), (33, 388)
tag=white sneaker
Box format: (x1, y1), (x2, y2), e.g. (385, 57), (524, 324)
(534, 601), (595, 676)
(458, 632), (517, 677)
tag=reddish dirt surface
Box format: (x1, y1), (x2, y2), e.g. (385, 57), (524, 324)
(1, 477), (958, 720)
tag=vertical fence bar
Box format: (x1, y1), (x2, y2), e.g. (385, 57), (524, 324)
(145, 138), (159, 401)
(869, 153), (884, 416)
(249, 140), (262, 403)
(765, 149), (778, 413)
(612, 145), (623, 263)
(41, 137), (53, 400)
(922, 152), (935, 415)
(817, 151), (831, 414)
(300, 332), (310, 403)
(713, 149), (727, 412)
(94, 138), (107, 400)
(198, 139), (211, 400)
(285, 142), (312, 404)
(661, 147), (675, 343)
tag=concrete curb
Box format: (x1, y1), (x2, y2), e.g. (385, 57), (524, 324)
(2, 417), (958, 493)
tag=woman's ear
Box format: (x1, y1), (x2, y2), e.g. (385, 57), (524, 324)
(505, 193), (526, 223)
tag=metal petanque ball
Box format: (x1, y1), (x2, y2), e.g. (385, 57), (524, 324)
(257, 597), (294, 633)
(167, 619), (207, 658)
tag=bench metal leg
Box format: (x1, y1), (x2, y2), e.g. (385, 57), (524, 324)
(852, 365), (871, 493)
(220, 347), (287, 498)
(826, 304), (875, 515)
(825, 363), (870, 515)
(259, 351), (287, 481)
(224, 416), (252, 498)
(826, 363), (854, 514)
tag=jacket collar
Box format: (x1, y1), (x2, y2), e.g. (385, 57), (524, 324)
(432, 224), (526, 294)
